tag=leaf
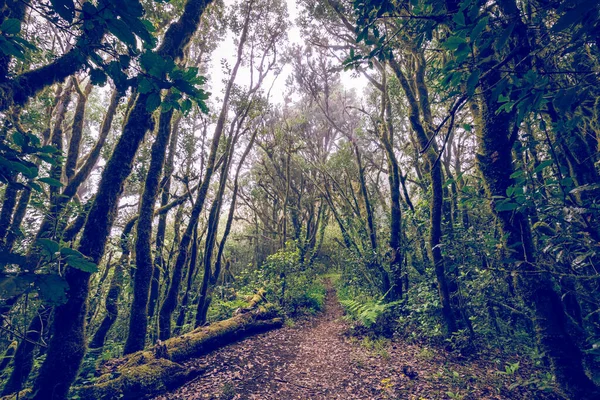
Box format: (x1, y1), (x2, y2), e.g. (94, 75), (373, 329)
(495, 201), (518, 212)
(65, 255), (98, 273)
(0, 274), (35, 299)
(106, 18), (137, 48)
(0, 251), (27, 266)
(50, 0), (75, 22)
(443, 35), (466, 51)
(12, 131), (25, 147)
(533, 159), (553, 173)
(146, 92), (161, 112)
(470, 16), (488, 43)
(36, 274), (68, 305)
(452, 11), (465, 27)
(137, 77), (154, 94)
(466, 69), (480, 96)
(60, 247), (85, 258)
(180, 98), (192, 114)
(11, 161), (37, 179)
(552, 2), (588, 32)
(495, 23), (515, 52)
(90, 68), (108, 86)
(0, 36), (23, 58)
(36, 238), (60, 256)
(38, 177), (63, 187)
(1, 19), (21, 35)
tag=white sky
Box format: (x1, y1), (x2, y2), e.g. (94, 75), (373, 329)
(207, 0), (368, 105)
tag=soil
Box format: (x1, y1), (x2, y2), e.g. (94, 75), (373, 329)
(152, 285), (560, 400)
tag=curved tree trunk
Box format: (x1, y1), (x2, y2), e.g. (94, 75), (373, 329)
(28, 2), (214, 397)
(124, 107), (176, 355)
(159, 4), (250, 339)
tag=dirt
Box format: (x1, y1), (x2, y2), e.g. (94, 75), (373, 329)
(152, 286), (560, 400)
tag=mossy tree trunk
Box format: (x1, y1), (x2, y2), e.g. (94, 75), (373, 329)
(149, 116), (182, 320)
(159, 3), (249, 339)
(389, 55), (457, 334)
(195, 130), (237, 327)
(124, 107), (176, 355)
(28, 1), (214, 397)
(1, 306), (51, 396)
(475, 42), (599, 399)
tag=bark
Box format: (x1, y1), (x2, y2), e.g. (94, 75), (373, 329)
(0, 341), (16, 373)
(174, 225), (200, 334)
(380, 74), (402, 300)
(28, 1), (214, 397)
(0, 4), (106, 112)
(388, 55), (457, 334)
(195, 133), (237, 327)
(64, 81), (92, 182)
(212, 130), (257, 289)
(1, 187), (31, 251)
(88, 262), (124, 350)
(476, 40), (599, 398)
(1, 307), (51, 396)
(159, 3), (249, 339)
(76, 303), (282, 400)
(0, 180), (18, 243)
(149, 115), (182, 319)
(124, 107), (176, 355)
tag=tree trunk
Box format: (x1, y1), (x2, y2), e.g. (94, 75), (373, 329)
(28, 2), (214, 397)
(476, 57), (599, 399)
(124, 108), (175, 355)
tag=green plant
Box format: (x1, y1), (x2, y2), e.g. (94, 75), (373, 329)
(340, 298), (400, 328)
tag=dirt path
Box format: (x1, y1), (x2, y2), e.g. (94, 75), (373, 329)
(153, 286), (558, 400)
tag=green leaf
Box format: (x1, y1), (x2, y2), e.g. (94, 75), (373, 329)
(1, 19), (21, 35)
(0, 274), (35, 299)
(39, 145), (58, 154)
(38, 177), (63, 187)
(106, 18), (137, 48)
(510, 170), (524, 179)
(146, 92), (161, 112)
(495, 23), (515, 52)
(0, 36), (23, 58)
(90, 68), (107, 86)
(470, 16), (488, 43)
(36, 274), (68, 305)
(37, 238), (60, 256)
(138, 77), (154, 94)
(452, 11), (465, 27)
(60, 247), (85, 258)
(65, 255), (98, 273)
(495, 201), (518, 212)
(552, 2), (588, 32)
(466, 69), (480, 96)
(12, 131), (25, 147)
(443, 35), (466, 51)
(50, 0), (75, 22)
(180, 98), (192, 114)
(11, 161), (37, 179)
(533, 159), (553, 173)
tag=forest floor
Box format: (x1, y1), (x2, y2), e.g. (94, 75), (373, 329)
(153, 284), (560, 400)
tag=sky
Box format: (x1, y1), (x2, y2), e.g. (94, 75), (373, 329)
(206, 0), (368, 105)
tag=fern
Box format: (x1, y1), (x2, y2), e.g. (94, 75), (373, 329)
(340, 298), (400, 327)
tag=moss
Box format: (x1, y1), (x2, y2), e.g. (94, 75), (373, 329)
(77, 358), (201, 400)
(73, 305), (283, 399)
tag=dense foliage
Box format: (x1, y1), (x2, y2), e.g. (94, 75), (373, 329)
(0, 0), (599, 398)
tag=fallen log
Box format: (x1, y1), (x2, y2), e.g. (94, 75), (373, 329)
(74, 302), (283, 400)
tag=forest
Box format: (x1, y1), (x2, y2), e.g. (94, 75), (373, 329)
(0, 0), (599, 399)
